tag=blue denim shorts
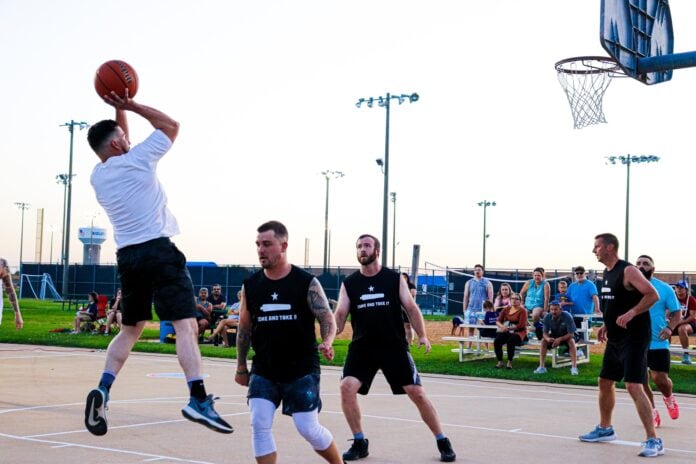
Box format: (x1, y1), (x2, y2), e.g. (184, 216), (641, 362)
(248, 373), (322, 416)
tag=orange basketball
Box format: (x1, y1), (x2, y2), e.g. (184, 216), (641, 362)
(94, 60), (139, 99)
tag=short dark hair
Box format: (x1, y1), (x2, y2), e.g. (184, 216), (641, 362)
(88, 291), (98, 301)
(637, 254), (654, 264)
(257, 220), (288, 241)
(87, 119), (119, 152)
(357, 234), (380, 251)
(595, 233), (619, 251)
(482, 300), (494, 310)
(474, 264), (484, 271)
(533, 267), (545, 275)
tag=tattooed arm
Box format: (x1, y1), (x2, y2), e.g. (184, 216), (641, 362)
(307, 277), (337, 361)
(234, 286), (252, 386)
(1, 269), (22, 329)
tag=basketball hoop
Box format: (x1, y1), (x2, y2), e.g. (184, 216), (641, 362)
(555, 56), (625, 129)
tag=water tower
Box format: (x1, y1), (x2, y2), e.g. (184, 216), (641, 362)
(78, 226), (107, 265)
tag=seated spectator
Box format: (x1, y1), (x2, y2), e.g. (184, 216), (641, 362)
(674, 280), (696, 364)
(209, 283), (227, 316)
(71, 292), (99, 334)
(520, 267), (550, 341)
(534, 300), (579, 375)
(479, 300), (499, 351)
(493, 283), (513, 311)
(207, 290), (242, 347)
(104, 288), (123, 335)
(451, 315), (464, 336)
(555, 279), (573, 314)
(493, 293), (528, 369)
(195, 287), (213, 338)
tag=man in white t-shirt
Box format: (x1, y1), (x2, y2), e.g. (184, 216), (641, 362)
(0, 258), (23, 329)
(83, 89), (232, 437)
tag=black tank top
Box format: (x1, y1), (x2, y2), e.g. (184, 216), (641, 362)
(344, 267), (407, 350)
(243, 265), (320, 382)
(601, 259), (650, 343)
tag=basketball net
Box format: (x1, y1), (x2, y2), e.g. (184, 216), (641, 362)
(555, 56), (623, 129)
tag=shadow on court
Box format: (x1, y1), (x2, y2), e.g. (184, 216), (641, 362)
(1, 344), (695, 463)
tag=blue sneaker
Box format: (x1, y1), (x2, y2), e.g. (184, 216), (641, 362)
(638, 437), (664, 457)
(579, 425), (616, 442)
(181, 394), (233, 434)
(85, 386), (109, 436)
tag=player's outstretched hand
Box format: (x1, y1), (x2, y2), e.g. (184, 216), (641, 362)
(318, 342), (334, 361)
(417, 336), (431, 354)
(102, 88), (134, 110)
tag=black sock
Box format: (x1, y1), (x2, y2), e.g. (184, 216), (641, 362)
(188, 379), (207, 400)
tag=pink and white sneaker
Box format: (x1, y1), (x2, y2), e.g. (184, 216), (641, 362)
(652, 408), (661, 428)
(663, 395), (680, 420)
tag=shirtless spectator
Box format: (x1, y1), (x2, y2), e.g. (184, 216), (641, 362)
(207, 290), (242, 347)
(673, 280), (696, 364)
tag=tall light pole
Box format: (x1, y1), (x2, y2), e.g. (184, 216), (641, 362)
(477, 200), (496, 269)
(356, 92), (419, 267)
(59, 120), (89, 296)
(321, 170), (344, 270)
(14, 202), (30, 273)
(390, 192), (397, 268)
(606, 155), (660, 261)
(49, 225), (55, 264)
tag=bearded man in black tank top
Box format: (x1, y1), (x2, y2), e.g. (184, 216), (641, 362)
(579, 233), (663, 458)
(334, 234), (456, 463)
(234, 221), (342, 464)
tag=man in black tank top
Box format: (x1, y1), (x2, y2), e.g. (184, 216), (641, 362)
(335, 234), (456, 463)
(234, 221), (342, 464)
(579, 233), (663, 458)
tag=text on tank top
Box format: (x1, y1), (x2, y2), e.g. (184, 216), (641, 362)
(243, 265), (319, 382)
(600, 260), (650, 342)
(344, 267), (407, 349)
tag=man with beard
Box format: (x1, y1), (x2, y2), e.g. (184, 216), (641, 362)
(579, 234), (660, 457)
(635, 255), (682, 428)
(334, 234), (456, 462)
(234, 221), (342, 464)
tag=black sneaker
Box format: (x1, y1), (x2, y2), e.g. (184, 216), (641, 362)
(84, 386), (109, 436)
(342, 438), (369, 461)
(181, 394), (234, 434)
(437, 437), (456, 462)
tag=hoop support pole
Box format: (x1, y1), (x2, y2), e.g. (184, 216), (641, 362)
(638, 51), (696, 74)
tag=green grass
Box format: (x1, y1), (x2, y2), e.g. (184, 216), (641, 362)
(2, 299), (695, 394)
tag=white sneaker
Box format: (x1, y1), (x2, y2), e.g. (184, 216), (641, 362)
(570, 367), (579, 375)
(577, 348), (585, 358)
(534, 367), (547, 374)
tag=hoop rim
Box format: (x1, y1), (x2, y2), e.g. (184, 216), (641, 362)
(555, 56), (624, 75)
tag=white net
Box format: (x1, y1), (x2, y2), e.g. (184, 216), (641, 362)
(19, 273), (62, 300)
(556, 56), (623, 129)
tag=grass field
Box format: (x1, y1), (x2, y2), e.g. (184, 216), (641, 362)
(2, 298), (695, 394)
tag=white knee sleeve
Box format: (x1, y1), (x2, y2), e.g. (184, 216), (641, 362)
(292, 409), (333, 451)
(249, 398), (277, 457)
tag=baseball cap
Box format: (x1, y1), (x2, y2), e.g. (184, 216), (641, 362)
(675, 280), (690, 289)
(549, 299), (561, 306)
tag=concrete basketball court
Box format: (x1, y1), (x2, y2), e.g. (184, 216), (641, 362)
(1, 344), (694, 463)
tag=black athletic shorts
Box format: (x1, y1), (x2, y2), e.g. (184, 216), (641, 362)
(116, 237), (197, 325)
(343, 342), (421, 395)
(599, 338), (649, 384)
(647, 349), (671, 374)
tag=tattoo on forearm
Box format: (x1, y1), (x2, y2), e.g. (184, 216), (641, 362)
(236, 326), (251, 364)
(308, 278), (335, 341)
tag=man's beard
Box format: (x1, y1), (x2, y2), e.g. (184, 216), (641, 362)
(640, 268), (654, 279)
(358, 251), (378, 266)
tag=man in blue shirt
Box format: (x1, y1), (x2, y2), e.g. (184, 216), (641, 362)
(635, 255), (682, 429)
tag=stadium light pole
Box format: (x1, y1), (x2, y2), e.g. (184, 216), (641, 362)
(390, 192), (397, 268)
(606, 155), (660, 261)
(14, 202), (30, 273)
(321, 170), (344, 271)
(356, 92), (419, 267)
(59, 120), (89, 296)
(478, 200), (496, 270)
(48, 225), (55, 264)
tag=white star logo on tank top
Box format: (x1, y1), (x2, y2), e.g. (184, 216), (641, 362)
(271, 292), (279, 301)
(368, 286), (374, 292)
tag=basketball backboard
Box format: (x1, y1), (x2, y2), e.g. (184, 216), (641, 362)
(600, 0), (674, 84)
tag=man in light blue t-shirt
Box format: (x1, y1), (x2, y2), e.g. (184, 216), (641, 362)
(636, 255), (682, 429)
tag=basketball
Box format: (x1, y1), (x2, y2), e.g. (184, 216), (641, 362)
(94, 60), (139, 99)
